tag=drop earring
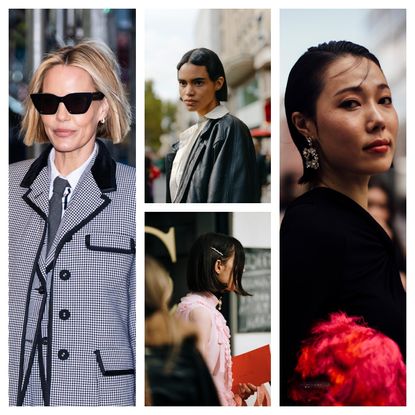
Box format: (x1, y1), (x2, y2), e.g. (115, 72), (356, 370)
(303, 137), (319, 169)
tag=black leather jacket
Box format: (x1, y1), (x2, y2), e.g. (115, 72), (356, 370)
(165, 113), (259, 203)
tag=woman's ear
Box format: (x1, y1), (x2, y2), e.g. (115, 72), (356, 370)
(291, 112), (317, 139)
(215, 76), (224, 91)
(99, 97), (110, 121)
(214, 259), (223, 275)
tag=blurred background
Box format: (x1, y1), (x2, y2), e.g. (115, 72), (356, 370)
(145, 211), (271, 398)
(280, 9), (406, 257)
(145, 9), (271, 202)
(9, 8), (136, 166)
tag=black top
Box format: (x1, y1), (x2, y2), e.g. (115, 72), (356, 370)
(280, 187), (406, 405)
(146, 336), (220, 406)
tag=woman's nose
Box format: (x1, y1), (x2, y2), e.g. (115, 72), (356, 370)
(184, 84), (194, 96)
(55, 102), (70, 121)
(366, 102), (386, 132)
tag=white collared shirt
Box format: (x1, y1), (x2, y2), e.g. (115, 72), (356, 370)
(169, 104), (229, 201)
(48, 142), (98, 216)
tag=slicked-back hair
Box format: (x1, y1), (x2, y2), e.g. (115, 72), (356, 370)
(284, 40), (382, 184)
(186, 232), (250, 296)
(177, 48), (228, 101)
(22, 39), (131, 145)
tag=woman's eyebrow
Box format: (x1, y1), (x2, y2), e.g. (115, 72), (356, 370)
(190, 77), (206, 83)
(333, 83), (390, 97)
(178, 76), (206, 82)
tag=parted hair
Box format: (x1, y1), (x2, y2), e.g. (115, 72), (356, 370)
(177, 48), (228, 101)
(186, 232), (250, 296)
(21, 39), (131, 145)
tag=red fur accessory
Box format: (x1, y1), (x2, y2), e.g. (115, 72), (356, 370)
(290, 312), (406, 406)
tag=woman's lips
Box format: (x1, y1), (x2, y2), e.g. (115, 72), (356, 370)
(363, 139), (390, 154)
(53, 129), (76, 138)
(366, 145), (389, 154)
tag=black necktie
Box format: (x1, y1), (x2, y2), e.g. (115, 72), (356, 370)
(47, 177), (70, 252)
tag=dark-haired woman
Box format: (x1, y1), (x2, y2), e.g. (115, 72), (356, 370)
(176, 233), (257, 405)
(166, 48), (259, 203)
(280, 41), (405, 405)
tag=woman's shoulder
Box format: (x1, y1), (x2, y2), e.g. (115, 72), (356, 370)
(113, 161), (136, 197)
(9, 158), (35, 175)
(177, 292), (214, 312)
(282, 188), (358, 236)
(216, 112), (249, 131)
(283, 188), (327, 220)
(115, 161), (135, 178)
(285, 187), (360, 216)
(9, 159), (36, 187)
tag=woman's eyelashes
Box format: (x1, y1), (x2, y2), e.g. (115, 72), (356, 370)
(340, 99), (360, 109)
(339, 96), (393, 110)
(379, 96), (393, 105)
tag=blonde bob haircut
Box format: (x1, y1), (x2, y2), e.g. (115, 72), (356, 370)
(22, 39), (131, 145)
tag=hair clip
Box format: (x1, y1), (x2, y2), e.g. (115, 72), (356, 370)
(210, 246), (223, 256)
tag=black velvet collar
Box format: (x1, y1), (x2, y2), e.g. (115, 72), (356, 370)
(20, 139), (117, 193)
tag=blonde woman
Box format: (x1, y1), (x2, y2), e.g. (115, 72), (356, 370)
(145, 256), (220, 405)
(9, 40), (135, 406)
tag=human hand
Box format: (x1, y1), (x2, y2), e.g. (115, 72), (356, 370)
(237, 383), (257, 400)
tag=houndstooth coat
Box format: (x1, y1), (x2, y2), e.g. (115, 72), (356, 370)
(9, 139), (136, 406)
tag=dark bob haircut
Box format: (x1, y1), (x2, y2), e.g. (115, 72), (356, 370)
(186, 232), (249, 296)
(177, 48), (228, 101)
(284, 40), (381, 184)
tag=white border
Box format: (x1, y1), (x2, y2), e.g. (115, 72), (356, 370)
(2, 0), (413, 414)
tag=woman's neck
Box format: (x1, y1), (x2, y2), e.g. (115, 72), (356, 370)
(316, 173), (370, 209)
(196, 101), (219, 117)
(53, 139), (96, 176)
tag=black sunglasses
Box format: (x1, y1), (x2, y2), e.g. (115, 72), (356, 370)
(30, 92), (105, 115)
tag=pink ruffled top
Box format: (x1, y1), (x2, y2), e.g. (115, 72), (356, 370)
(176, 292), (235, 406)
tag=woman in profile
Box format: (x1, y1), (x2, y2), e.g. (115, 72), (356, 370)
(176, 233), (257, 405)
(280, 41), (405, 405)
(165, 48), (259, 203)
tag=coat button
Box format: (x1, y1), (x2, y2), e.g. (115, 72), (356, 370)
(59, 270), (71, 280)
(37, 286), (46, 295)
(42, 337), (48, 345)
(58, 349), (69, 360)
(59, 309), (71, 320)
